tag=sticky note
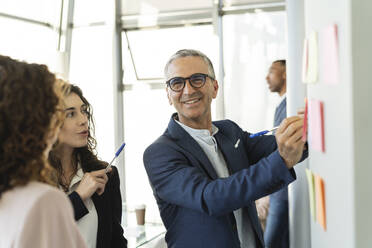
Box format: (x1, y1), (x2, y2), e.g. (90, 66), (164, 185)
(308, 99), (325, 152)
(304, 31), (318, 83)
(314, 174), (326, 230)
(321, 24), (339, 84)
(302, 98), (308, 142)
(305, 169), (316, 220)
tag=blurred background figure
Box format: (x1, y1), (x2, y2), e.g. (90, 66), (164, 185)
(256, 59), (288, 248)
(0, 55), (86, 248)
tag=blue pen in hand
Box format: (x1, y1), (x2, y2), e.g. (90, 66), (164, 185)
(105, 142), (126, 173)
(249, 126), (279, 138)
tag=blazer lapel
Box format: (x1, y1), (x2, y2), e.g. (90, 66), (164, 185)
(167, 114), (218, 180)
(214, 131), (245, 174)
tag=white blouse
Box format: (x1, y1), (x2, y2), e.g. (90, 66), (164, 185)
(0, 181), (87, 248)
(67, 166), (98, 248)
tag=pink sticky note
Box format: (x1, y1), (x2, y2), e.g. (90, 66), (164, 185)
(321, 24), (339, 84)
(308, 99), (325, 152)
(302, 98), (308, 142)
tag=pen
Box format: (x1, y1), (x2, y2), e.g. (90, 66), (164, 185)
(249, 126), (279, 138)
(105, 142), (126, 173)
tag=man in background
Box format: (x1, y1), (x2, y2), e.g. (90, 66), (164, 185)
(256, 59), (288, 248)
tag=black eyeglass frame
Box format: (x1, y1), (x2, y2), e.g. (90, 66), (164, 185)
(166, 73), (215, 92)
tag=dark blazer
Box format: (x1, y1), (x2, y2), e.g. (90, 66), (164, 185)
(143, 114), (306, 248)
(264, 97), (289, 248)
(69, 166), (127, 248)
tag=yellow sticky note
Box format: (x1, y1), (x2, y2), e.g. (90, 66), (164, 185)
(304, 31), (318, 83)
(315, 174), (326, 231)
(302, 38), (309, 83)
(305, 169), (316, 220)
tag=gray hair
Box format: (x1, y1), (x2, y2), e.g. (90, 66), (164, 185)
(164, 49), (216, 79)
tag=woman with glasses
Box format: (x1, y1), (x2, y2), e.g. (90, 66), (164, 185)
(49, 83), (127, 248)
(0, 55), (86, 247)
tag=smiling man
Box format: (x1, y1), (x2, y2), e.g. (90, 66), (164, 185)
(143, 49), (307, 248)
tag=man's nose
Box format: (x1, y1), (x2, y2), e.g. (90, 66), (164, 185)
(182, 79), (196, 94)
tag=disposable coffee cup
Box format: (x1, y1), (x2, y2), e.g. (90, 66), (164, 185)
(135, 204), (146, 226)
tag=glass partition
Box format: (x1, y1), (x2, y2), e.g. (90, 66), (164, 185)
(223, 11), (287, 132)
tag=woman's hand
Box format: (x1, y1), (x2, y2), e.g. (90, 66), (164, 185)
(75, 168), (112, 201)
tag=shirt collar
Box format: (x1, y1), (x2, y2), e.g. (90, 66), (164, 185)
(69, 162), (84, 189)
(175, 119), (219, 137)
(279, 93), (286, 104)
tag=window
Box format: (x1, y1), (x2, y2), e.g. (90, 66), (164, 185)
(122, 25), (219, 224)
(0, 17), (58, 67)
(123, 25), (219, 81)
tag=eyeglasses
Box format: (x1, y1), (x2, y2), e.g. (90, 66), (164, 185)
(166, 73), (215, 92)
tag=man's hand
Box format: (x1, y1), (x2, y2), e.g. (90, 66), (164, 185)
(275, 116), (306, 169)
(75, 168), (111, 200)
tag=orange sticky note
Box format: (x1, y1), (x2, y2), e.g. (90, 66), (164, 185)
(315, 174), (326, 230)
(308, 99), (325, 152)
(321, 24), (339, 84)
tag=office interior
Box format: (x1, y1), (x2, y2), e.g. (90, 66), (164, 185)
(0, 0), (371, 247)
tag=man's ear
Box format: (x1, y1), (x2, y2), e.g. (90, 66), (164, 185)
(212, 80), (219, 99)
(166, 88), (172, 105)
(283, 70), (286, 80)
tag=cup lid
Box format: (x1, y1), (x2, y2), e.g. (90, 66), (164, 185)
(135, 204), (146, 209)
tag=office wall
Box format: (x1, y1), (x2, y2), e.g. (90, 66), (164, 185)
(351, 1), (372, 247)
(303, 0), (372, 247)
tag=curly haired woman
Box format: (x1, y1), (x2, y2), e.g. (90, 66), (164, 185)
(0, 55), (86, 247)
(49, 84), (127, 248)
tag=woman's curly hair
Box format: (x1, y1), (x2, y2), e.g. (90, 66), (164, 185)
(49, 84), (107, 191)
(0, 55), (65, 198)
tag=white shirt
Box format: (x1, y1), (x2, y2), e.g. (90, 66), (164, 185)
(278, 93), (286, 106)
(67, 166), (98, 248)
(176, 120), (229, 178)
(0, 181), (87, 248)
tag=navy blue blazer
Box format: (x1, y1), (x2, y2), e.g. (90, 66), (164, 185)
(143, 114), (305, 248)
(264, 97), (289, 248)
